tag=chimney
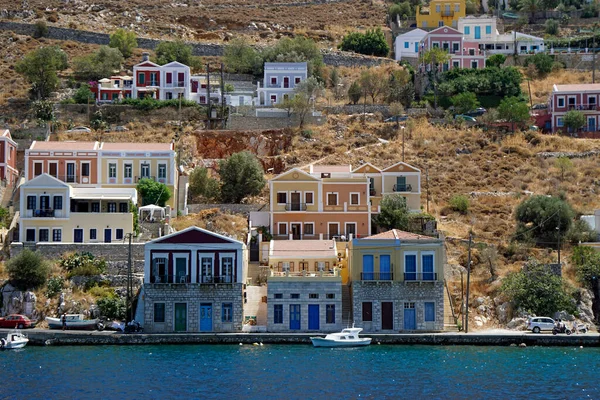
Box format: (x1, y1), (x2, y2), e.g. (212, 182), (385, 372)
(142, 52), (149, 62)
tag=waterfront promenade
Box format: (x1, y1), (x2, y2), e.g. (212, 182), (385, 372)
(4, 328), (599, 347)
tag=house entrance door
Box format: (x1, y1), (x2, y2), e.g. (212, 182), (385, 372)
(175, 258), (187, 283)
(403, 302), (416, 330)
(290, 192), (301, 210)
(104, 229), (111, 243)
(291, 223), (301, 240)
(200, 303), (212, 331)
(174, 303), (187, 332)
(382, 302), (394, 330)
(289, 304), (301, 330)
(308, 305), (320, 330)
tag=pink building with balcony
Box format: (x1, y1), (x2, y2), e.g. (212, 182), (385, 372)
(550, 84), (600, 133)
(420, 26), (486, 70)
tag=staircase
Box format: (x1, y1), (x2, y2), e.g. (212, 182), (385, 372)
(443, 280), (460, 332)
(341, 284), (353, 327)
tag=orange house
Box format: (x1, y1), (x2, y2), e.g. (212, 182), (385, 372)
(25, 141), (100, 185)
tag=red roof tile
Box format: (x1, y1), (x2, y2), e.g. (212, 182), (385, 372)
(365, 229), (432, 240)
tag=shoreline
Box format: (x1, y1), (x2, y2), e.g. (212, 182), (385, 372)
(5, 329), (600, 347)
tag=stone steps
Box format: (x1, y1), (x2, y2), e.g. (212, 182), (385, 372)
(244, 285), (267, 326)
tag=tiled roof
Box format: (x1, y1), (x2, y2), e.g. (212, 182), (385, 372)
(270, 240), (337, 258)
(30, 141), (98, 151)
(365, 229), (433, 240)
(101, 142), (173, 151)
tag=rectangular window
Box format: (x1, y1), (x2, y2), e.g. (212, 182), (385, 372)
(273, 304), (283, 324)
(557, 117), (564, 127)
(405, 254), (417, 280)
(350, 193), (359, 205)
(305, 192), (313, 204)
(158, 164), (167, 179)
(270, 77), (277, 85)
(274, 293), (283, 299)
(38, 229), (49, 242)
(27, 195), (36, 210)
(53, 196), (62, 210)
(304, 223), (314, 235)
(141, 163), (150, 178)
(90, 229), (97, 240)
(425, 302), (436, 322)
(290, 293), (300, 299)
(116, 229), (124, 240)
(52, 229), (62, 242)
(295, 77), (301, 84)
(277, 192), (287, 204)
(362, 302), (373, 322)
(486, 25), (492, 34)
(26, 229), (35, 242)
(422, 253), (435, 280)
(124, 163), (132, 179)
(326, 304), (335, 324)
(464, 26), (470, 35)
(455, 3), (460, 11)
(119, 202), (128, 213)
(326, 293), (335, 299)
(221, 257), (233, 283)
(109, 163), (117, 178)
(34, 162), (43, 176)
(438, 21), (444, 27)
(108, 202), (117, 213)
(278, 223), (287, 236)
(435, 4), (440, 12)
(91, 202), (100, 213)
(81, 163), (90, 177)
(309, 293), (319, 299)
(222, 303), (233, 323)
(201, 257), (213, 283)
(138, 73), (145, 85)
(154, 303), (165, 323)
(557, 97), (565, 108)
(404, 41), (409, 49)
(453, 42), (459, 53)
(40, 195), (50, 210)
(150, 72), (157, 85)
(49, 163), (57, 177)
(327, 193), (338, 206)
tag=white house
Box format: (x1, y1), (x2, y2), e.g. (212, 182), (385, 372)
(255, 62), (307, 106)
(394, 29), (428, 61)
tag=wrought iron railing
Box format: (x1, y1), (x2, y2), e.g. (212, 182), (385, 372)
(361, 272), (394, 281)
(404, 272), (438, 281)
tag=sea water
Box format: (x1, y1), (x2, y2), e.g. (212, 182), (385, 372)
(2, 344), (598, 399)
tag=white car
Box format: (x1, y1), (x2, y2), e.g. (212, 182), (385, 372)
(66, 126), (91, 133)
(527, 317), (555, 333)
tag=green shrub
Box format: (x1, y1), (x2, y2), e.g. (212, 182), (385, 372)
(545, 19), (559, 36)
(33, 20), (48, 39)
(7, 249), (51, 290)
(87, 286), (115, 298)
(119, 97), (203, 111)
(45, 276), (64, 298)
(301, 129), (313, 139)
(449, 195), (469, 214)
(96, 296), (126, 320)
(60, 252), (107, 278)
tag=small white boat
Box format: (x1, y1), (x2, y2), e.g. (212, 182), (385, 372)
(46, 314), (103, 331)
(310, 327), (372, 348)
(0, 330), (29, 350)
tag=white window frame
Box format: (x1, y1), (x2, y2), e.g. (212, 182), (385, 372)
(349, 192), (360, 206)
(435, 4), (440, 12)
(276, 191), (288, 205)
(344, 222), (357, 237)
(326, 192), (339, 206)
(567, 96), (576, 107)
(124, 162), (133, 180)
(453, 60), (460, 68)
(270, 94), (277, 104)
(158, 163), (167, 179)
(220, 252), (236, 282)
(432, 41), (440, 48)
(588, 116), (596, 128)
(278, 222), (287, 236)
(33, 161), (43, 177)
(327, 222), (340, 237)
(80, 161), (91, 179)
(48, 161), (58, 177)
(108, 162), (117, 179)
(557, 96), (565, 108)
(173, 253), (190, 283)
(471, 60), (478, 69)
(140, 161), (151, 178)
(304, 191), (314, 205)
(557, 117), (564, 127)
(200, 253), (215, 283)
(421, 250), (436, 273)
(52, 227), (62, 242)
(303, 222), (315, 236)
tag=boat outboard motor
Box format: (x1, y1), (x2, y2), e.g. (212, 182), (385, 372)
(0, 338), (6, 349)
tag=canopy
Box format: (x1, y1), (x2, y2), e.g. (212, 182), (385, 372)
(138, 204), (166, 221)
(98, 78), (111, 83)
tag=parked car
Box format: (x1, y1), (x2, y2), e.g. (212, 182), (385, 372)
(531, 103), (548, 110)
(384, 115), (409, 123)
(0, 314), (33, 329)
(455, 114), (477, 123)
(527, 317), (555, 333)
(66, 126), (91, 133)
(465, 107), (486, 117)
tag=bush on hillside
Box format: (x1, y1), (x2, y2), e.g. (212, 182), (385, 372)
(96, 295), (126, 320)
(60, 252), (107, 277)
(7, 250), (51, 290)
(449, 195), (469, 214)
(339, 28), (390, 57)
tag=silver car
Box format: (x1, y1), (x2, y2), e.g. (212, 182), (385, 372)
(527, 317), (555, 333)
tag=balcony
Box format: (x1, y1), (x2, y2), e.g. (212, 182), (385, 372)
(360, 272), (394, 281)
(165, 81), (186, 88)
(152, 275), (190, 284)
(57, 175), (78, 184)
(268, 269), (341, 282)
(32, 209), (55, 218)
(200, 275), (233, 284)
(441, 10), (454, 16)
(284, 202), (307, 211)
(393, 184), (413, 192)
(567, 104), (599, 111)
(404, 272), (438, 282)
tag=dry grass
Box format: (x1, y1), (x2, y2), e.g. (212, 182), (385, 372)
(525, 69), (593, 104)
(171, 208), (248, 242)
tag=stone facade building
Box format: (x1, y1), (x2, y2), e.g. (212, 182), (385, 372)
(348, 229), (445, 332)
(140, 226), (248, 333)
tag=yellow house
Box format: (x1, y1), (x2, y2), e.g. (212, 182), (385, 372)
(348, 229), (445, 332)
(416, 0), (466, 29)
(19, 174), (135, 243)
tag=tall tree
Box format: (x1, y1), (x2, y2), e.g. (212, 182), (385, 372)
(563, 110), (586, 134)
(422, 47), (450, 109)
(497, 97), (531, 132)
(224, 38), (263, 76)
(219, 151), (266, 203)
(109, 28), (138, 58)
(451, 92), (480, 114)
(72, 46), (123, 81)
(348, 80), (362, 105)
(15, 46), (68, 99)
(520, 0), (541, 23)
(360, 68), (387, 103)
(514, 195), (574, 244)
(374, 194), (410, 231)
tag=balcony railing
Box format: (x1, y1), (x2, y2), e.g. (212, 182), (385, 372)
(165, 81), (186, 88)
(404, 272), (438, 282)
(361, 272), (394, 281)
(56, 175), (78, 183)
(200, 275), (233, 284)
(441, 10), (454, 16)
(152, 275), (190, 284)
(271, 270), (338, 278)
(285, 202), (307, 211)
(567, 104), (599, 111)
(393, 184), (413, 192)
(136, 176), (156, 182)
(32, 209), (55, 218)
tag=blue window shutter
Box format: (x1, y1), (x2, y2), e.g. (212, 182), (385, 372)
(486, 25), (491, 34)
(424, 302), (435, 322)
(464, 26), (470, 35)
(380, 255), (391, 280)
(363, 255), (374, 280)
(404, 41), (409, 49)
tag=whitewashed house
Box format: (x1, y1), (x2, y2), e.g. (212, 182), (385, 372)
(394, 29), (428, 61)
(255, 62), (307, 106)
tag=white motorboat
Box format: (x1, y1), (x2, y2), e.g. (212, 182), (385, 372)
(310, 327), (372, 348)
(0, 330), (29, 350)
(46, 314), (103, 331)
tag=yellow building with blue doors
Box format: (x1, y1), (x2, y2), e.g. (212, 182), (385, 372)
(416, 0), (466, 29)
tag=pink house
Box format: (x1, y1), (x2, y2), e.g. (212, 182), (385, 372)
(420, 26), (486, 70)
(550, 84), (600, 133)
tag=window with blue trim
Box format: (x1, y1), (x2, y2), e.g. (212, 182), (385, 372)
(362, 254), (374, 280)
(405, 254), (417, 280)
(404, 41), (409, 49)
(486, 25), (491, 34)
(274, 304), (283, 324)
(222, 303), (233, 323)
(422, 254), (435, 280)
(464, 26), (470, 35)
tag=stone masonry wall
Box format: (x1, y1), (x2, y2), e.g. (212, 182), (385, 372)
(143, 283), (243, 333)
(227, 114), (326, 130)
(352, 281), (444, 332)
(267, 280), (342, 333)
(10, 242), (146, 262)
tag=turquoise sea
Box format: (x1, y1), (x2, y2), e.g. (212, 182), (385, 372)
(2, 344), (599, 399)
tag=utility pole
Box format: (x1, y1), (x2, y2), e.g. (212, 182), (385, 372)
(174, 95), (182, 217)
(426, 167), (430, 214)
(557, 222), (561, 265)
(362, 87), (367, 127)
(593, 23), (598, 84)
(464, 232), (473, 333)
(401, 127), (405, 162)
(527, 79), (533, 109)
(206, 63), (211, 129)
(220, 63), (226, 129)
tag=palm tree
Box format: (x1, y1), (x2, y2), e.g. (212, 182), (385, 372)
(423, 47), (450, 109)
(519, 0), (540, 23)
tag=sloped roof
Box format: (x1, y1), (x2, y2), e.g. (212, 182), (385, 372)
(365, 229), (433, 240)
(21, 173), (69, 188)
(149, 226), (244, 246)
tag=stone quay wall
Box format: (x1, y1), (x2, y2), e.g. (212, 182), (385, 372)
(352, 281), (444, 332)
(143, 283), (244, 333)
(266, 280), (342, 333)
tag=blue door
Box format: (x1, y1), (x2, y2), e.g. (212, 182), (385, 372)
(474, 26), (481, 39)
(200, 303), (212, 331)
(404, 303), (416, 330)
(425, 302), (435, 323)
(74, 229), (83, 243)
(422, 254), (434, 280)
(104, 229), (111, 243)
(289, 304), (301, 330)
(362, 255), (374, 280)
(380, 255), (391, 280)
(405, 254), (417, 281)
(588, 117), (596, 132)
(308, 305), (320, 330)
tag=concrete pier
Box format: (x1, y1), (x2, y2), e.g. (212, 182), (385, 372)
(5, 329), (600, 347)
